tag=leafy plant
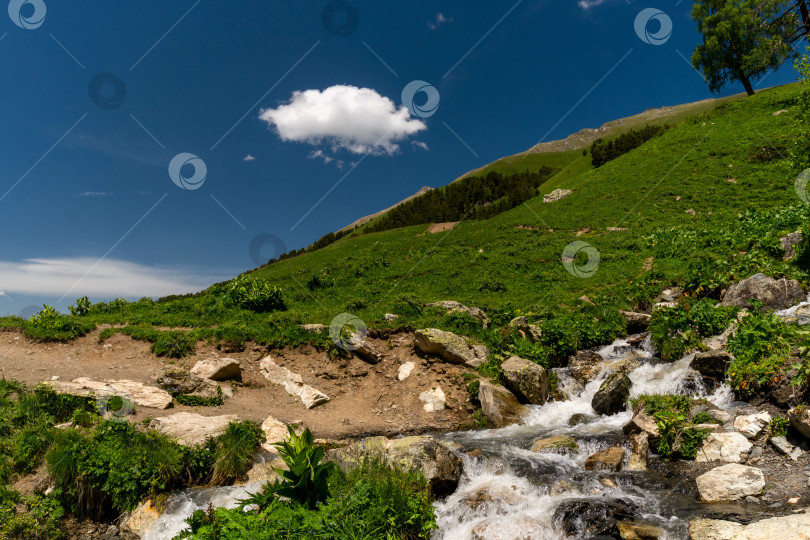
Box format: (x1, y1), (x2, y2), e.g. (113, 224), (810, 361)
(727, 308), (795, 396)
(769, 415), (790, 438)
(174, 387), (223, 407)
(152, 331), (196, 358)
(272, 427), (333, 509)
(223, 275), (286, 313)
(68, 296), (92, 317)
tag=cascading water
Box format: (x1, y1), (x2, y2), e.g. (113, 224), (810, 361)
(433, 334), (735, 539)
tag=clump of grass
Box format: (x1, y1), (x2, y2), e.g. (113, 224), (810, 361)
(210, 421), (264, 485)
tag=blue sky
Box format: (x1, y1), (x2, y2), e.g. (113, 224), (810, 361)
(0, 0), (800, 315)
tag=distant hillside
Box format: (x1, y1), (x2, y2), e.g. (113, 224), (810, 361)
(338, 186), (434, 233)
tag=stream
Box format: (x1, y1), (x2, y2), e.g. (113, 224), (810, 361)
(143, 336), (741, 539)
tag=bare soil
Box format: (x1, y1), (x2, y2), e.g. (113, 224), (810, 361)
(0, 328), (475, 441)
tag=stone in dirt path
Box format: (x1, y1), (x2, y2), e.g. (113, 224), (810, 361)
(0, 328), (474, 440)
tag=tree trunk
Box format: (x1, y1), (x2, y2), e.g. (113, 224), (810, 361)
(740, 72), (755, 96)
(799, 0), (810, 37)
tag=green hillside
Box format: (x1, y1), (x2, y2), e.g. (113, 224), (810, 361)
(2, 83), (806, 367)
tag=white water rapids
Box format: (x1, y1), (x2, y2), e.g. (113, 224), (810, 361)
(142, 336), (741, 539)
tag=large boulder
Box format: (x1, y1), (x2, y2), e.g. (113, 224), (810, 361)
(623, 407), (660, 442)
(259, 356), (329, 409)
(500, 356), (549, 404)
(413, 328), (487, 368)
(154, 365), (220, 400)
(689, 511), (810, 539)
(690, 350), (731, 391)
(584, 447), (626, 472)
(553, 498), (640, 538)
(568, 350), (604, 384)
(720, 273), (804, 311)
(789, 406), (810, 440)
(327, 435), (462, 496)
(47, 378), (173, 410)
(592, 373), (632, 416)
(425, 301), (491, 328)
(190, 358), (241, 381)
(478, 380), (525, 428)
(620, 310), (651, 332)
(695, 432), (752, 463)
(695, 464), (765, 502)
(149, 412), (239, 446)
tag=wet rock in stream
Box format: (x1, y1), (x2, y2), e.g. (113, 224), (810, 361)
(552, 497), (641, 538)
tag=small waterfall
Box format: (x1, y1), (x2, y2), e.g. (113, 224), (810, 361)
(142, 483), (262, 540)
(433, 332), (735, 539)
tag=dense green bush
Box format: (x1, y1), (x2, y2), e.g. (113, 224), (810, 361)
(211, 421), (264, 485)
(727, 307), (796, 397)
(649, 299), (736, 361)
(632, 395), (708, 459)
(18, 305), (96, 342)
(177, 459), (437, 540)
(222, 275), (286, 313)
(152, 331), (196, 358)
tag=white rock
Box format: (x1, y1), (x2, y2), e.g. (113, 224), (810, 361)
(300, 385), (330, 409)
(696, 464), (765, 502)
(190, 358), (241, 381)
(690, 510), (810, 539)
(419, 387), (446, 412)
(260, 414), (289, 452)
(259, 356), (330, 409)
(149, 412), (239, 446)
(696, 432), (753, 463)
(734, 412), (771, 439)
(384, 313), (399, 322)
(398, 362), (415, 381)
(47, 378), (173, 409)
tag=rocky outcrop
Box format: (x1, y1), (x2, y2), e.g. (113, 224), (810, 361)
(149, 412), (239, 446)
(568, 350), (604, 384)
(584, 447), (626, 472)
(500, 356), (549, 404)
(695, 432), (752, 463)
(619, 310), (651, 332)
(155, 365), (220, 400)
(425, 301), (491, 328)
(530, 435), (578, 454)
(543, 188), (572, 203)
(47, 378), (173, 410)
(690, 350), (731, 391)
(592, 373), (632, 416)
(327, 435), (462, 496)
(190, 358), (241, 381)
(553, 498), (639, 538)
(689, 510), (810, 539)
(478, 380), (525, 428)
(789, 406), (810, 440)
(720, 273), (804, 311)
(695, 464), (765, 502)
(413, 328), (487, 368)
(419, 387), (446, 412)
(259, 356), (329, 409)
(733, 412), (771, 440)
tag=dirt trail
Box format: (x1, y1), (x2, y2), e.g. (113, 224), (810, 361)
(0, 329), (474, 441)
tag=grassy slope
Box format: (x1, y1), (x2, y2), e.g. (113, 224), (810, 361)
(249, 84), (798, 327)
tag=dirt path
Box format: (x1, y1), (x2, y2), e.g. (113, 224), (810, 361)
(0, 328), (474, 441)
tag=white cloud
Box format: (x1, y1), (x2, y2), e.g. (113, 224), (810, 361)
(258, 85), (426, 156)
(428, 13), (453, 30)
(79, 191), (112, 197)
(578, 0), (611, 8)
(243, 154), (256, 161)
(412, 141), (429, 151)
(0, 258), (229, 299)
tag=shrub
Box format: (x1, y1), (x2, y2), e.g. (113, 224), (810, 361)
(68, 296), (92, 317)
(152, 331), (196, 358)
(649, 299), (736, 361)
(272, 427), (333, 509)
(23, 305), (96, 342)
(224, 275), (285, 312)
(727, 308), (795, 397)
(769, 415), (790, 438)
(211, 421), (264, 485)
